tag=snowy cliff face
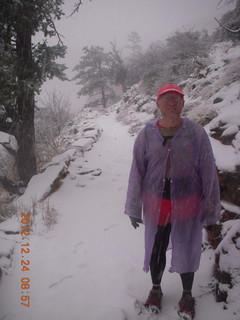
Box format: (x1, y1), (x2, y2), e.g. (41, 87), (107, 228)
(115, 40), (240, 307)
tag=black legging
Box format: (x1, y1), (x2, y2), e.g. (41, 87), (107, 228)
(150, 224), (194, 293)
(150, 224), (171, 285)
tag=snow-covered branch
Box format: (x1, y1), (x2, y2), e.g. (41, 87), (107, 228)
(215, 17), (240, 33)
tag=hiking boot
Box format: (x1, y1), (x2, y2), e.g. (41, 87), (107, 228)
(178, 295), (196, 319)
(144, 288), (163, 313)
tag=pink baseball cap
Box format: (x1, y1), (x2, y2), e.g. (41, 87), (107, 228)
(157, 84), (184, 100)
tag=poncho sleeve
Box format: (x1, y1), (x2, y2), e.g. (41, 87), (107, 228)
(199, 129), (221, 226)
(125, 129), (147, 220)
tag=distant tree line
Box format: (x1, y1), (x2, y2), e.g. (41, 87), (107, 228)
(73, 0), (239, 106)
(0, 0), (239, 188)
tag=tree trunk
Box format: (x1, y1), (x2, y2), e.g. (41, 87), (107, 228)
(121, 81), (127, 93)
(101, 86), (107, 108)
(16, 90), (36, 184)
(15, 9), (37, 185)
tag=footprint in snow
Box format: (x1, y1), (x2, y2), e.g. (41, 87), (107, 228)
(73, 241), (85, 254)
(104, 224), (119, 231)
(49, 275), (74, 289)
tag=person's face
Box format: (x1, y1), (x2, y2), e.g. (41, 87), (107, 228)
(156, 93), (184, 119)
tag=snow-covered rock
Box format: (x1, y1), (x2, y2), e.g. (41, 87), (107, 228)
(42, 149), (77, 171)
(83, 128), (101, 142)
(0, 132), (17, 151)
(0, 215), (20, 234)
(115, 83), (157, 134)
(55, 108), (102, 151)
(0, 236), (15, 276)
(0, 238), (15, 257)
(0, 132), (18, 182)
(16, 162), (69, 207)
(72, 137), (94, 151)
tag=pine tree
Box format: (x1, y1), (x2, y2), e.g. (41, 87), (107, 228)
(0, 0), (68, 185)
(127, 31), (142, 57)
(141, 41), (165, 94)
(73, 46), (113, 108)
(125, 31), (144, 86)
(109, 41), (127, 93)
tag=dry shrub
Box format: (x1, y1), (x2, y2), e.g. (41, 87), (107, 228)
(0, 192), (17, 223)
(41, 200), (59, 231)
(0, 198), (17, 223)
(17, 199), (59, 232)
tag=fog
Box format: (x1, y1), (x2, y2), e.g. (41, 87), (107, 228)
(38, 0), (232, 110)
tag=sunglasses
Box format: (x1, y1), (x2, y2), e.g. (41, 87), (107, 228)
(160, 94), (182, 102)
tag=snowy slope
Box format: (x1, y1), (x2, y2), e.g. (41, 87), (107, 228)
(182, 41), (240, 173)
(115, 41), (240, 174)
(0, 112), (239, 320)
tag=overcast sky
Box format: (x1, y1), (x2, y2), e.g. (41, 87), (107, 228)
(38, 0), (233, 110)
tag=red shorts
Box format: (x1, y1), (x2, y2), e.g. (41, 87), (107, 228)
(158, 198), (172, 225)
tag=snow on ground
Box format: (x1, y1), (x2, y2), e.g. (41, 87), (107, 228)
(0, 111), (239, 320)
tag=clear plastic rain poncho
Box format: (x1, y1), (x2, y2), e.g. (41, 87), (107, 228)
(125, 118), (221, 274)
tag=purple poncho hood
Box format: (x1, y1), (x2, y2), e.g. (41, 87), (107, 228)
(125, 118), (221, 273)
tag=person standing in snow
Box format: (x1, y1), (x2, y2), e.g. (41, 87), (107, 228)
(125, 84), (221, 319)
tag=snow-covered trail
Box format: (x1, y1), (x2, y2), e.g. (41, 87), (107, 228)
(1, 112), (143, 320)
(1, 112), (238, 320)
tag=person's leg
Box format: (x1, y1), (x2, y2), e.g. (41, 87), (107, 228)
(178, 273), (196, 318)
(144, 224), (171, 311)
(180, 272), (195, 298)
(150, 223), (171, 289)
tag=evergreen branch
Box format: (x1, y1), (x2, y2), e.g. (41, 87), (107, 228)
(44, 15), (65, 45)
(40, 2), (65, 45)
(70, 0), (92, 17)
(50, 21), (65, 45)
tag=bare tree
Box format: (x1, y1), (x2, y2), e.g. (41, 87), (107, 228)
(215, 17), (240, 33)
(38, 91), (73, 135)
(35, 90), (73, 166)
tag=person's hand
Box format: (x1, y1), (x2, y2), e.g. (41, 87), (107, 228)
(130, 217), (143, 229)
(205, 225), (215, 246)
(205, 225), (214, 232)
